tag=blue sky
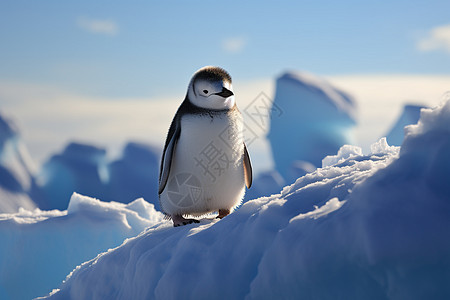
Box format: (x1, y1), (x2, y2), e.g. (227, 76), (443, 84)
(1, 0), (449, 98)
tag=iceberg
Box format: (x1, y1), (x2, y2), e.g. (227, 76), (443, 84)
(38, 141), (161, 211)
(0, 112), (40, 213)
(268, 72), (357, 180)
(107, 142), (161, 208)
(385, 104), (427, 146)
(38, 143), (108, 210)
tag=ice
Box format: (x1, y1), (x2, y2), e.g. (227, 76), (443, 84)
(0, 112), (40, 213)
(286, 160), (316, 183)
(248, 71), (358, 199)
(385, 104), (427, 146)
(268, 71), (357, 179)
(0, 193), (164, 300)
(37, 141), (161, 211)
(107, 142), (161, 209)
(0, 123), (160, 215)
(41, 101), (450, 299)
(38, 143), (108, 210)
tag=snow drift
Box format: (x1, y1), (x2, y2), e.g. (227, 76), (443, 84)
(42, 101), (450, 299)
(0, 193), (164, 300)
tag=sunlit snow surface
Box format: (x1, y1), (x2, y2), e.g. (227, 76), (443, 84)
(38, 100), (450, 300)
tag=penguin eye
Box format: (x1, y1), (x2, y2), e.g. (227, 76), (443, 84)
(203, 90), (208, 94)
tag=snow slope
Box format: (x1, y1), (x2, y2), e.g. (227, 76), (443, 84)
(43, 100), (450, 299)
(0, 193), (164, 300)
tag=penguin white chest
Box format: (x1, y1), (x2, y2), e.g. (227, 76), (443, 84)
(162, 113), (246, 215)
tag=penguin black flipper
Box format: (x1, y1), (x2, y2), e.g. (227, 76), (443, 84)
(243, 143), (252, 189)
(159, 115), (181, 195)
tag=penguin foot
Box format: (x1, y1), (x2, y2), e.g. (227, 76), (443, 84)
(217, 209), (230, 219)
(172, 215), (200, 227)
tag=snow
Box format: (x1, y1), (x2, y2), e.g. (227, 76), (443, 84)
(322, 144), (363, 167)
(369, 136), (400, 155)
(268, 71), (357, 183)
(288, 197), (345, 222)
(1, 71), (449, 299)
(0, 193), (164, 300)
(322, 138), (400, 168)
(0, 72), (436, 213)
(39, 100), (450, 299)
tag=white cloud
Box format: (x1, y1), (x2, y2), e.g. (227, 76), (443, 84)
(416, 24), (450, 53)
(222, 36), (247, 53)
(77, 16), (119, 36)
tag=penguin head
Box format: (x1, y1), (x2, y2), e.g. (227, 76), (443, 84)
(187, 66), (235, 110)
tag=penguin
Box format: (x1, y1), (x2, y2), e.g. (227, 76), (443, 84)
(159, 66), (252, 227)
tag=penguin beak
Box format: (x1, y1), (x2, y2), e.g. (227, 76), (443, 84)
(215, 87), (234, 98)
